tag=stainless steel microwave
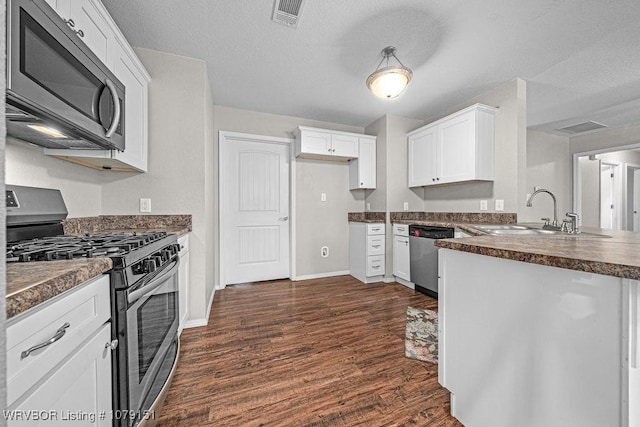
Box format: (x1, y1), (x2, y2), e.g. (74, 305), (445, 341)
(6, 0), (125, 151)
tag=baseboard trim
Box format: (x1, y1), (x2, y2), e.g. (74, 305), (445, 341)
(395, 277), (415, 289)
(292, 270), (350, 281)
(183, 287), (217, 330)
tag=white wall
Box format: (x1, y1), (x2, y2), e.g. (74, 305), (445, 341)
(5, 137), (103, 217)
(418, 79), (527, 215)
(523, 130), (571, 223)
(100, 48), (215, 323)
(212, 105), (364, 278)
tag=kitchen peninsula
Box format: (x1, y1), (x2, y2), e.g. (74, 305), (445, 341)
(436, 229), (640, 427)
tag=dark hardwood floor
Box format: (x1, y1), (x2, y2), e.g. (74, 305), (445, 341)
(157, 275), (462, 426)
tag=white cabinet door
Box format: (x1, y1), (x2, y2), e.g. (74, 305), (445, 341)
(299, 130), (332, 156)
(407, 104), (495, 188)
(438, 109), (476, 184)
(393, 235), (410, 281)
(349, 137), (376, 189)
(111, 41), (148, 171)
(68, 0), (112, 65)
(408, 126), (438, 187)
(294, 126), (361, 161)
(45, 0), (70, 18)
(331, 134), (359, 158)
(177, 235), (190, 334)
(8, 324), (112, 427)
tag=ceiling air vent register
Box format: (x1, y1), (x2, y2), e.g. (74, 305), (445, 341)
(272, 0), (305, 27)
(556, 121), (608, 134)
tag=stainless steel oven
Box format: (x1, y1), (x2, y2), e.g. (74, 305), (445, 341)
(114, 254), (180, 426)
(6, 0), (125, 151)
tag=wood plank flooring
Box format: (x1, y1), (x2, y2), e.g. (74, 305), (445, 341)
(157, 275), (462, 426)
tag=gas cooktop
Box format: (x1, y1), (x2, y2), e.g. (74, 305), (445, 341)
(7, 232), (169, 262)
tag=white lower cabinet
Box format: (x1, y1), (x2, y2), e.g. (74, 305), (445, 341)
(349, 222), (385, 283)
(178, 234), (190, 334)
(8, 324), (112, 426)
(392, 224), (411, 284)
(439, 249), (635, 427)
(6, 275), (113, 426)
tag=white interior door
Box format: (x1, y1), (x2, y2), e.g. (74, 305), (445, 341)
(222, 134), (290, 285)
(600, 163), (619, 229)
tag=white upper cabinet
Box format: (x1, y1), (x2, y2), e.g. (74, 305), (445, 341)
(294, 126), (360, 160)
(407, 104), (496, 187)
(44, 0), (151, 172)
(68, 0), (111, 64)
(349, 136), (376, 189)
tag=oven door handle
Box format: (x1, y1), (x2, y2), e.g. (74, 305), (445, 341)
(128, 258), (180, 304)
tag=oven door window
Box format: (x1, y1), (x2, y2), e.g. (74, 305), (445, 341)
(126, 262), (179, 412)
(137, 290), (176, 381)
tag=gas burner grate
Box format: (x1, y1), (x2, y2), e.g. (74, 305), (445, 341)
(7, 232), (168, 262)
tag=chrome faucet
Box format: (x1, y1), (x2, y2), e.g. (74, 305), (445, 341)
(526, 188), (559, 230)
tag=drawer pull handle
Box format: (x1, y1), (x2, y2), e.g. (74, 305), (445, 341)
(372, 245), (381, 248)
(21, 322), (70, 360)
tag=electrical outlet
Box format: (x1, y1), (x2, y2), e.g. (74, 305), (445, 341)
(321, 193), (327, 202)
(140, 198), (151, 213)
(321, 246), (329, 258)
(480, 200), (488, 211)
(495, 199), (504, 211)
(403, 202), (409, 211)
(366, 202), (371, 211)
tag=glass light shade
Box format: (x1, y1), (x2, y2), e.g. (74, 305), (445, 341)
(366, 66), (413, 99)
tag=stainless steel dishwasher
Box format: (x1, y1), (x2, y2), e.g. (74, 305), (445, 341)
(409, 225), (455, 297)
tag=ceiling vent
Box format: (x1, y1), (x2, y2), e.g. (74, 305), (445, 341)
(556, 121), (608, 134)
(272, 0), (305, 27)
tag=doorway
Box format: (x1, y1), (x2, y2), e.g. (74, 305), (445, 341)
(219, 131), (292, 287)
(600, 162), (621, 229)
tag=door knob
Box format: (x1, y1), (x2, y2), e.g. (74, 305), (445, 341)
(278, 216), (289, 221)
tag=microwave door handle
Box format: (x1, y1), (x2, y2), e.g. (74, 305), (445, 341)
(104, 78), (121, 138)
(128, 258), (180, 304)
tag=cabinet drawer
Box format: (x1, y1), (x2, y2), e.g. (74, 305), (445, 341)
(366, 255), (385, 277)
(7, 275), (110, 406)
(393, 224), (409, 236)
(367, 235), (385, 256)
(367, 223), (385, 235)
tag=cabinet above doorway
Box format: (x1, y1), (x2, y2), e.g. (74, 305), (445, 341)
(294, 126), (377, 190)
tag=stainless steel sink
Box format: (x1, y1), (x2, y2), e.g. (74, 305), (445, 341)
(472, 224), (529, 231)
(471, 224), (611, 238)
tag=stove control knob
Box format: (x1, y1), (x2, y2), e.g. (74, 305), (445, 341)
(162, 249), (171, 260)
(144, 259), (157, 273)
(153, 255), (163, 267)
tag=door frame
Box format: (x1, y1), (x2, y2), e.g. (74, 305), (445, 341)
(219, 131), (296, 289)
(573, 143), (640, 226)
(599, 161), (622, 229)
(627, 163), (640, 231)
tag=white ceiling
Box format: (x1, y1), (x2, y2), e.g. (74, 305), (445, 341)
(103, 0), (640, 135)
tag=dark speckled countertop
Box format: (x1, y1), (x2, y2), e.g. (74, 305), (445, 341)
(7, 258), (113, 319)
(435, 227), (640, 280)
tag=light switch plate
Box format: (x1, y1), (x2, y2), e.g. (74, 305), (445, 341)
(140, 198), (151, 213)
(366, 202), (371, 211)
(321, 193), (327, 202)
(403, 202), (409, 211)
(495, 199), (504, 211)
(480, 200), (488, 211)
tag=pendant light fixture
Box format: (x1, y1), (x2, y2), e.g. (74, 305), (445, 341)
(366, 46), (413, 99)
